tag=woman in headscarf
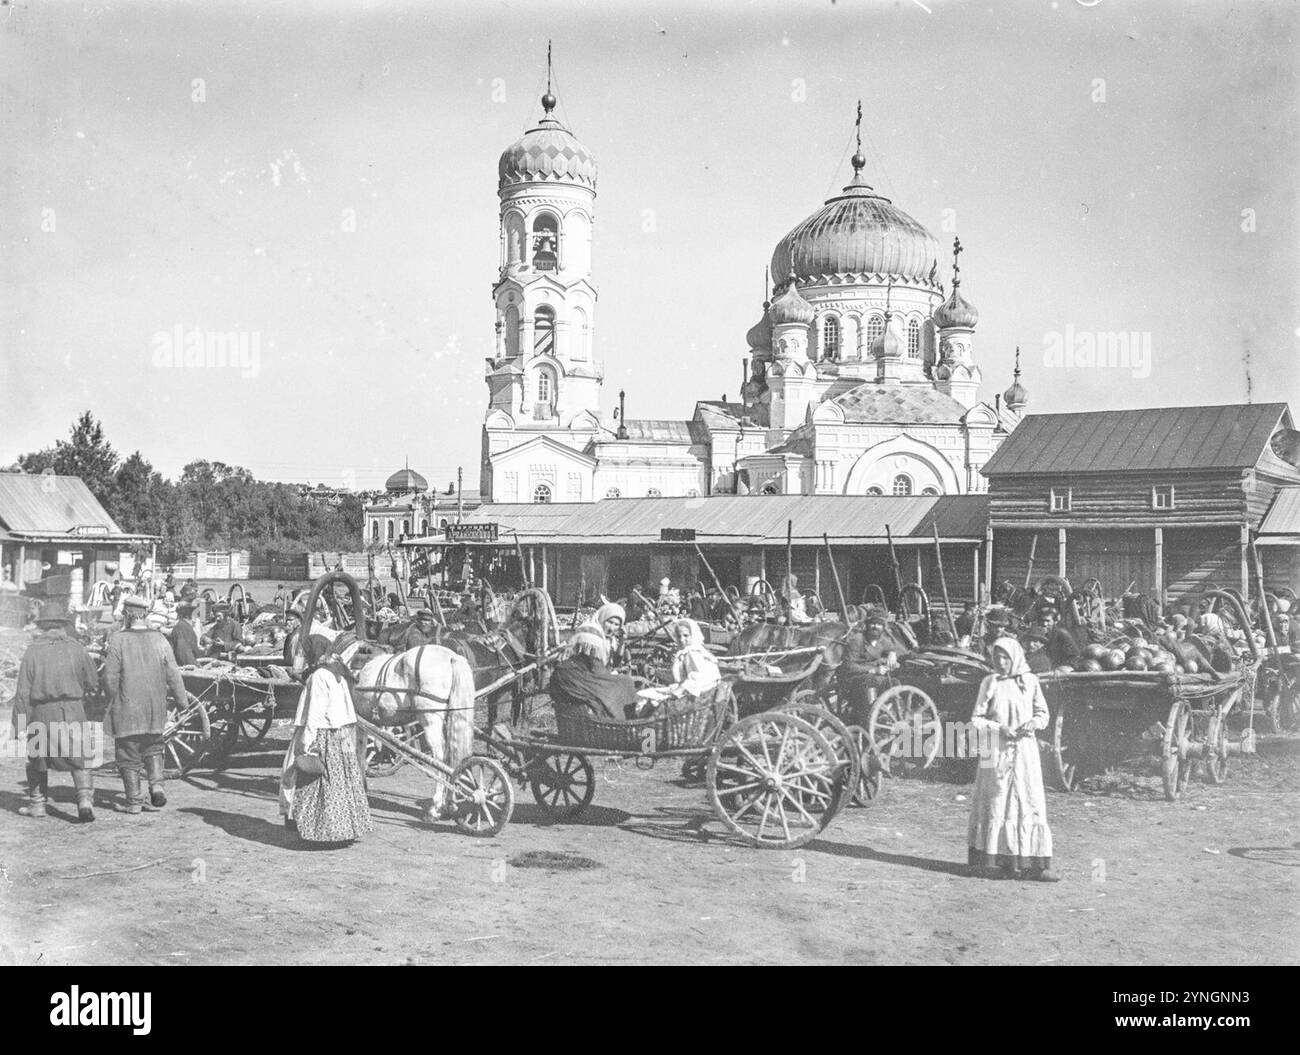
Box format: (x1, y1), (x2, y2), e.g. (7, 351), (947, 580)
(548, 625), (639, 722)
(967, 638), (1058, 881)
(636, 618), (722, 715)
(279, 631), (373, 845)
(782, 574), (812, 625)
(592, 601), (627, 666)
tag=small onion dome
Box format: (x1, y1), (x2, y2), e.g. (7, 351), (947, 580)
(934, 285), (979, 329)
(385, 467), (428, 492)
(1004, 377), (1028, 410)
(871, 313), (906, 359)
(745, 307), (773, 350)
(498, 93), (597, 191)
(769, 279), (815, 326)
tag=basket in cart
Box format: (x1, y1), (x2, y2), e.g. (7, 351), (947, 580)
(554, 686), (733, 752)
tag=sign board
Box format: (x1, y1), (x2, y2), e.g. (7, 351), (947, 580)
(73, 525), (109, 536)
(445, 523), (499, 543)
(660, 528), (696, 542)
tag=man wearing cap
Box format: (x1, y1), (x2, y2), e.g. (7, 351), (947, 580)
(11, 601), (101, 821)
(1037, 607), (1081, 670)
(205, 603), (243, 657)
(1021, 625), (1054, 674)
(169, 601), (200, 666)
(840, 606), (901, 726)
(391, 608), (438, 652)
(103, 594), (188, 814)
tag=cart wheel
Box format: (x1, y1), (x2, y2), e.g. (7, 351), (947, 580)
(867, 685), (941, 777)
(1044, 709), (1078, 792)
(1202, 714), (1229, 785)
(844, 724), (883, 806)
(225, 701), (275, 748)
(365, 722), (418, 778)
(778, 698), (860, 820)
(528, 752), (596, 818)
(450, 755), (514, 836)
(1256, 668), (1284, 735)
(162, 694), (212, 778)
(707, 712), (837, 849)
(1161, 699), (1193, 801)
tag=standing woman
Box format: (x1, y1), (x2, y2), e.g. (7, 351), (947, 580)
(279, 632), (372, 845)
(967, 638), (1059, 881)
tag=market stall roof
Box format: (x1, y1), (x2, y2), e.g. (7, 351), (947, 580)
(402, 493), (989, 547)
(981, 403), (1294, 476)
(1255, 487), (1300, 545)
(0, 473), (160, 544)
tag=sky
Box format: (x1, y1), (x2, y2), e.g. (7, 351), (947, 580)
(2, 0), (1298, 490)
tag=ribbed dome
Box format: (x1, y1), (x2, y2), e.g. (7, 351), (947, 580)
(745, 307), (772, 350)
(498, 96), (597, 192)
(1004, 379), (1028, 410)
(769, 281), (815, 326)
(934, 286), (979, 329)
(870, 313), (906, 359)
(771, 172), (940, 286)
(385, 467), (428, 493)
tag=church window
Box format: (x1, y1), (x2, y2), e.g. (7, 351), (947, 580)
(536, 365), (557, 416)
(401, 519), (410, 536)
(907, 318), (921, 359)
(921, 487), (939, 496)
(534, 306), (556, 357)
(504, 305), (520, 357)
(419, 519), (428, 535)
(371, 521), (380, 541)
(533, 483), (552, 504)
(892, 474), (913, 496)
(821, 316), (841, 361)
(605, 487), (621, 499)
(572, 307), (589, 360)
(505, 213), (524, 266)
(866, 314), (885, 346)
(532, 213), (559, 271)
(647, 488), (662, 498)
(386, 521), (395, 540)
(866, 486), (884, 496)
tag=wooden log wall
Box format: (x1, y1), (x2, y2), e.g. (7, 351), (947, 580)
(988, 469), (1247, 525)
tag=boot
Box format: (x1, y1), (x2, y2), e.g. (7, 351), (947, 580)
(116, 767), (143, 814)
(143, 753), (166, 810)
(18, 771), (48, 819)
(72, 769), (95, 823)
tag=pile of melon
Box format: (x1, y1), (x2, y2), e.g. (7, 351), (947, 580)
(1066, 632), (1211, 674)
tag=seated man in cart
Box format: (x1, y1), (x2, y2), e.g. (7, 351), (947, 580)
(1036, 606), (1081, 670)
(549, 625), (639, 722)
(839, 605), (903, 726)
(205, 603), (244, 658)
(1020, 625), (1054, 675)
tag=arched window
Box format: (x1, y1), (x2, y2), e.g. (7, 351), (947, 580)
(439, 518), (449, 529)
(534, 305), (556, 357)
(419, 519), (428, 535)
(386, 521), (395, 540)
(532, 213), (559, 271)
(401, 519), (410, 536)
(821, 316), (841, 361)
(907, 317), (921, 359)
(892, 474), (913, 496)
(605, 487), (621, 498)
(761, 483), (779, 496)
(504, 213), (524, 266)
(571, 307), (589, 361)
(866, 486), (884, 496)
(647, 488), (662, 498)
(537, 369), (552, 404)
(921, 486), (940, 496)
(533, 483), (552, 504)
(371, 521), (380, 541)
(503, 304), (520, 358)
(866, 314), (885, 347)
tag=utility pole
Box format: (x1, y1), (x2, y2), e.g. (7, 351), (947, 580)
(456, 466), (464, 523)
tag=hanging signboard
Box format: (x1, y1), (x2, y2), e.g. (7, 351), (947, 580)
(445, 523), (499, 543)
(660, 528), (696, 542)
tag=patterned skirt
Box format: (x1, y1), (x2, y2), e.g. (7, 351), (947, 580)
(290, 725), (373, 844)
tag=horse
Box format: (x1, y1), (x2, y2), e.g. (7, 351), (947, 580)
(354, 644), (476, 820)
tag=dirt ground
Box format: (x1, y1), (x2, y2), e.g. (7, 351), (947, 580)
(1, 626), (1297, 966)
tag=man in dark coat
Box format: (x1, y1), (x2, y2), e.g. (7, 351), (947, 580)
(1038, 607), (1081, 669)
(103, 595), (188, 814)
(169, 601), (200, 666)
(205, 603), (243, 657)
(1022, 625), (1054, 674)
(390, 609), (438, 652)
(11, 602), (101, 821)
(839, 606), (901, 726)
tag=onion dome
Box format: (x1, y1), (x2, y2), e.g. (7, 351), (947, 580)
(745, 305), (773, 350)
(933, 235), (979, 328)
(1003, 348), (1028, 410)
(770, 153), (940, 285)
(769, 277), (815, 326)
(385, 465), (428, 493)
(498, 92), (597, 192)
(870, 312), (906, 359)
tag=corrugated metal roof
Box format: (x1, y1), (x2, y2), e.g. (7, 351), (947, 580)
(1258, 488), (1300, 538)
(981, 403), (1291, 476)
(0, 473), (125, 535)
(833, 384), (969, 424)
(405, 494), (988, 546)
(617, 419), (694, 443)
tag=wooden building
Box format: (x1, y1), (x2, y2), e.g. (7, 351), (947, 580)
(981, 403), (1300, 605)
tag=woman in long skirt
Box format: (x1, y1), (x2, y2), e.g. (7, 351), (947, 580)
(967, 639), (1059, 881)
(279, 631), (373, 845)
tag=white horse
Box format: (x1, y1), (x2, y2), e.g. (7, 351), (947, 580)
(355, 644), (476, 820)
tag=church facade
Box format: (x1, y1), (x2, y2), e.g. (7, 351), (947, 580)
(481, 86), (1024, 505)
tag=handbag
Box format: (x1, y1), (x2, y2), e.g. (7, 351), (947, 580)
(294, 752), (326, 781)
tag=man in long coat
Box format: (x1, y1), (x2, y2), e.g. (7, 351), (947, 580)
(103, 594), (188, 813)
(11, 601), (101, 821)
(169, 601), (200, 666)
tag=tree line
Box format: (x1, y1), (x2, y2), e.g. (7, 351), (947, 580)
(6, 412), (364, 562)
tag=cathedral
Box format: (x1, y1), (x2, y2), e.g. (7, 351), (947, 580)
(480, 82), (1025, 505)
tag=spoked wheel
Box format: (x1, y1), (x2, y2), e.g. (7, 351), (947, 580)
(1161, 699), (1193, 801)
(844, 724), (883, 806)
(226, 700), (275, 748)
(1202, 713), (1229, 785)
(707, 712), (838, 850)
(1043, 708), (1078, 792)
(867, 685), (941, 777)
(161, 693), (212, 778)
(779, 696), (860, 821)
(450, 756), (514, 836)
(528, 752), (596, 819)
(365, 721), (420, 778)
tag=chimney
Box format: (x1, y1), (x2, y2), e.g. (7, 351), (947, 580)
(616, 389), (628, 440)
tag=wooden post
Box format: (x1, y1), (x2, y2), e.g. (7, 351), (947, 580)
(1240, 524), (1250, 599)
(540, 545), (548, 594)
(1251, 543), (1278, 651)
(1057, 528), (1067, 578)
(931, 520), (960, 642)
(1023, 533), (1039, 589)
(814, 551), (821, 596)
(759, 548), (767, 583)
(1153, 527), (1164, 613)
(16, 543), (25, 589)
(984, 525), (993, 603)
(785, 519), (793, 592)
(694, 543), (742, 621)
(823, 533), (851, 625)
(885, 524), (907, 618)
(914, 546), (923, 586)
(972, 546), (980, 604)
